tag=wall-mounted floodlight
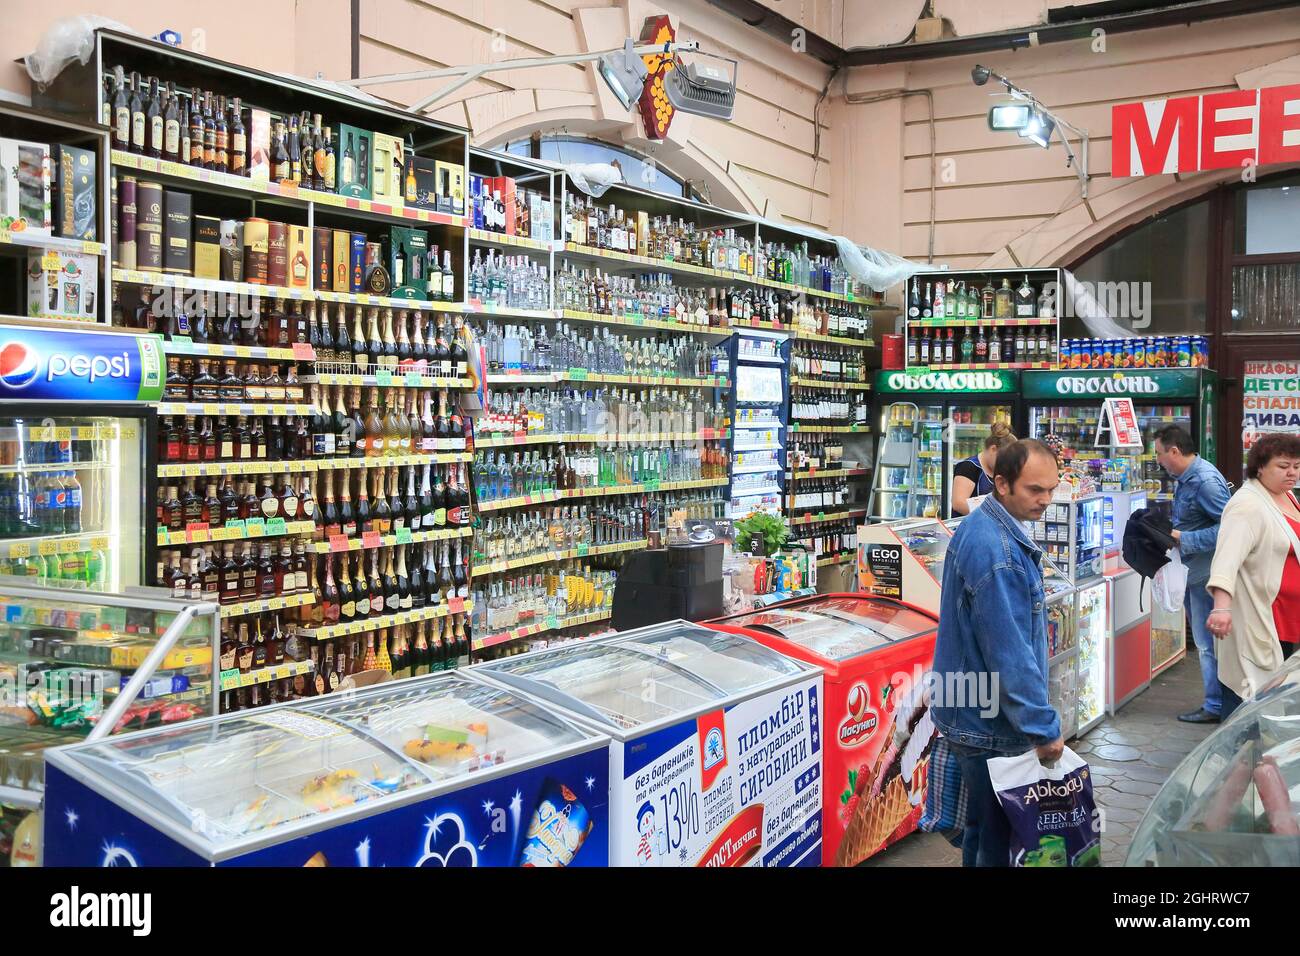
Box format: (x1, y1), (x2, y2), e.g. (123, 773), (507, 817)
(988, 103), (1031, 131)
(599, 38), (650, 111)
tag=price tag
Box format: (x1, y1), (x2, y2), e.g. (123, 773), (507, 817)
(240, 672), (255, 687)
(576, 543), (589, 557)
(226, 519), (246, 532)
(545, 615), (558, 631)
(245, 518), (266, 537)
(256, 669), (273, 684)
(8, 542), (31, 559)
(328, 534), (350, 553)
(266, 518), (287, 536)
(362, 531), (382, 550)
(568, 368), (588, 381)
(375, 370), (394, 386)
(395, 527), (413, 545)
(405, 372), (423, 387)
(448, 597), (465, 615)
(41, 252), (62, 272)
(276, 664), (292, 680)
(155, 529), (169, 547)
(38, 540), (59, 556)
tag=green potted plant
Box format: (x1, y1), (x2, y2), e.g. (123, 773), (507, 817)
(735, 511), (789, 557)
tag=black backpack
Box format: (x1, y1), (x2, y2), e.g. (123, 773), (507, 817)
(1123, 508), (1177, 603)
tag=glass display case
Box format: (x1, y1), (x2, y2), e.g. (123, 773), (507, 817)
(873, 401), (943, 521)
(1127, 656), (1300, 866)
(857, 517), (953, 615)
(43, 671), (610, 866)
(1075, 580), (1108, 736)
(475, 620), (822, 867)
(1028, 495), (1104, 584)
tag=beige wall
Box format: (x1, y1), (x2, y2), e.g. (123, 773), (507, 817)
(833, 7), (1300, 270)
(6, 4), (1300, 267)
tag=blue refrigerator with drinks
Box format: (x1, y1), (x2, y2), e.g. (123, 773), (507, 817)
(0, 324), (163, 590)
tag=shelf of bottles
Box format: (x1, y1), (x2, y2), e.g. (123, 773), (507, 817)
(789, 507), (869, 527)
(904, 269), (1062, 371)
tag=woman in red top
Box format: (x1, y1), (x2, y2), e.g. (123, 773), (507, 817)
(1272, 483), (1300, 659)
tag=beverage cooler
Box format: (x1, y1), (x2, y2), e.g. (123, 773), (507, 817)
(1022, 368), (1218, 522)
(0, 325), (163, 590)
(856, 518), (954, 615)
(872, 369), (1020, 521)
(475, 620), (824, 867)
(43, 671), (610, 866)
(727, 333), (789, 520)
(708, 593), (939, 866)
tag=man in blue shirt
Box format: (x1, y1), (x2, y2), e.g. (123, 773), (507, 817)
(1154, 425), (1232, 724)
(932, 439), (1064, 867)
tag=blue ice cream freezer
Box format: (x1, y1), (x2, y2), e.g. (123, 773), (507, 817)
(41, 671), (610, 867)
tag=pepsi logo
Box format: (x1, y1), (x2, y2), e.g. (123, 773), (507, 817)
(0, 343), (39, 389)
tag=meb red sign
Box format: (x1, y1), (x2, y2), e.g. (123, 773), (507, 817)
(1112, 85), (1300, 177)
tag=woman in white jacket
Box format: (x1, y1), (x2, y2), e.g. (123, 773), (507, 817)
(1206, 433), (1300, 718)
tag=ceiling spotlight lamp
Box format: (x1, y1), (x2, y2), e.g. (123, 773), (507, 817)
(599, 38), (650, 111)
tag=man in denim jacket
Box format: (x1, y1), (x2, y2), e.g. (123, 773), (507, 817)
(1154, 424), (1232, 724)
(932, 439), (1064, 867)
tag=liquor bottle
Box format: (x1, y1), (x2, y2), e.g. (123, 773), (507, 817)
(213, 95), (229, 173)
(365, 387), (385, 458)
(368, 551), (385, 616)
(299, 113), (315, 190)
(1014, 275), (1036, 318)
(356, 470), (373, 533)
(411, 621), (429, 676)
(383, 549), (400, 613)
(442, 250), (455, 303)
(350, 306), (369, 373)
(162, 81), (181, 162)
(145, 76), (164, 159)
(420, 463), (435, 528)
(321, 555), (341, 624)
(397, 546), (413, 611)
(423, 542), (440, 608)
(919, 329), (930, 365)
(975, 325), (989, 364)
(187, 87), (204, 166)
(384, 389), (403, 457)
(339, 471), (357, 538)
(202, 92), (217, 170)
(229, 98), (247, 176)
(342, 130), (356, 187)
(334, 551), (353, 623)
(272, 120), (291, 184)
(112, 69), (130, 150)
(331, 385), (353, 458)
(354, 552), (372, 620)
(349, 386), (366, 458)
(322, 127), (337, 192)
(989, 327), (1002, 363)
(374, 470), (392, 535)
(450, 315), (468, 371)
(127, 72), (146, 155)
(944, 328), (956, 364)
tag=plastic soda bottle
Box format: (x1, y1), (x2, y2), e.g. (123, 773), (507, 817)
(61, 471), (82, 534)
(86, 547), (107, 589)
(41, 552), (62, 582)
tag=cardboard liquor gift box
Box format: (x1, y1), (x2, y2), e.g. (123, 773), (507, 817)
(0, 138), (52, 236)
(53, 145), (97, 241)
(371, 132), (405, 208)
(337, 124), (373, 200)
(26, 251), (98, 319)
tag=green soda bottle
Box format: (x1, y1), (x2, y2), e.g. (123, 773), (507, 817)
(41, 552), (62, 582)
(86, 548), (107, 589)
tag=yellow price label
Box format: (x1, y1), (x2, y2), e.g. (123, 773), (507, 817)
(256, 670), (273, 684)
(8, 542), (31, 559)
(240, 673), (255, 687)
(38, 540), (59, 556)
(41, 253), (62, 272)
(82, 240), (101, 255)
(235, 346), (251, 358)
(29, 427), (51, 442)
(58, 539), (81, 554)
(122, 426), (138, 440)
(54, 427), (72, 441)
(201, 404), (219, 416)
(0, 230), (10, 244)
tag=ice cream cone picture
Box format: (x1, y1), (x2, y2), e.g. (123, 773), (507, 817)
(303, 851), (329, 867)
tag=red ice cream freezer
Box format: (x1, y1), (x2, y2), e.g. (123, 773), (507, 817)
(708, 594), (938, 867)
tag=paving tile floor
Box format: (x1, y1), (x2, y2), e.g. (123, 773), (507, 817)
(863, 652), (1214, 867)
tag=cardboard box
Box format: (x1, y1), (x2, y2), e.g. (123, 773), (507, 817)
(194, 216), (221, 279)
(53, 145), (96, 241)
(337, 124), (372, 199)
(331, 228), (350, 292)
(371, 132), (405, 208)
(288, 224), (311, 289)
(439, 160), (465, 216)
(637, 211), (649, 257)
(409, 155), (439, 211)
(313, 226), (331, 290)
(248, 108), (272, 182)
(387, 226), (427, 300)
(26, 251), (97, 319)
(163, 189), (192, 275)
(135, 181), (164, 272)
(220, 219), (244, 282)
(469, 174), (486, 229)
(0, 138), (51, 236)
(116, 176), (137, 270)
(349, 231), (366, 293)
(491, 175), (516, 235)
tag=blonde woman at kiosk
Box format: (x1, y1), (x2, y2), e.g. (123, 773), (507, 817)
(951, 423), (1017, 517)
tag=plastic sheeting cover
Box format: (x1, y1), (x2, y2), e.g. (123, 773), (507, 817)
(563, 163), (623, 199)
(26, 16), (135, 88)
(834, 236), (927, 294)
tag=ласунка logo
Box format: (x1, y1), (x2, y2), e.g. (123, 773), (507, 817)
(0, 342), (39, 389)
(838, 681), (879, 746)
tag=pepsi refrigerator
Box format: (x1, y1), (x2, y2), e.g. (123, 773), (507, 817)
(871, 368), (1021, 522)
(0, 323), (162, 592)
(474, 620), (825, 867)
(42, 671), (610, 867)
(707, 594), (939, 866)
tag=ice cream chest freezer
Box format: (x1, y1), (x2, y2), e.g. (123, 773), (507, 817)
(473, 620), (824, 867)
(708, 593), (939, 866)
(42, 671), (610, 867)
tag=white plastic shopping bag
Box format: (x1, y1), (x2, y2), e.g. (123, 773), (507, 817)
(988, 746), (1100, 867)
(1152, 547), (1188, 613)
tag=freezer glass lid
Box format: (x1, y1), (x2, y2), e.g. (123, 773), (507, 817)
(483, 640), (733, 730)
(305, 672), (588, 782)
(723, 597), (934, 661)
(60, 708), (426, 846)
(614, 621), (805, 693)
